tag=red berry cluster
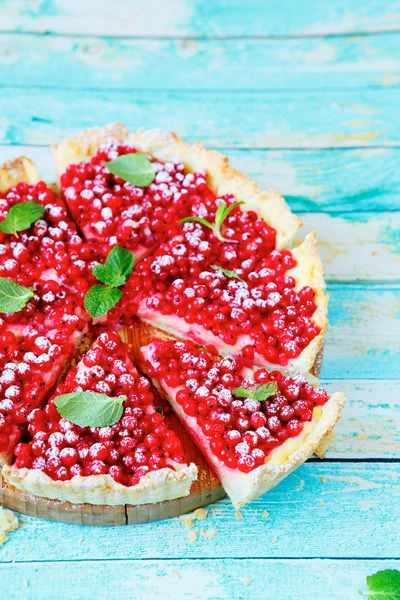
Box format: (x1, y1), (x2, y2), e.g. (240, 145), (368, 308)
(61, 144), (215, 259)
(13, 332), (187, 484)
(143, 340), (329, 474)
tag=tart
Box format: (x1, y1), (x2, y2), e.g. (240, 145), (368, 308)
(2, 332), (197, 505)
(140, 339), (344, 508)
(0, 125), (345, 511)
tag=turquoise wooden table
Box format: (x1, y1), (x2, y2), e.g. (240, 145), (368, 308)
(0, 1), (399, 598)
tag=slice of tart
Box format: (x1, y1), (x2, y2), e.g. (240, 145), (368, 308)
(2, 332), (197, 505)
(53, 124), (214, 261)
(140, 339), (345, 508)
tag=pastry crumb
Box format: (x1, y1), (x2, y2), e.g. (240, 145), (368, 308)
(318, 475), (326, 484)
(261, 510), (269, 519)
(240, 576), (252, 586)
(235, 510), (243, 520)
(174, 572), (181, 580)
(272, 535), (278, 543)
(181, 515), (194, 529)
(0, 508), (19, 546)
(319, 499), (325, 506)
(187, 530), (197, 543)
(200, 527), (217, 539)
(193, 508), (208, 520)
(23, 579), (29, 588)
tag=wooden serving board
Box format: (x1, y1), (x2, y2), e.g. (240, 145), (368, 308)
(0, 322), (322, 526)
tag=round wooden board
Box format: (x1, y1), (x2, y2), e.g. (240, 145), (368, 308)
(0, 322), (323, 526)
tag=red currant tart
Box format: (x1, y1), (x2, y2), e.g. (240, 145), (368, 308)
(141, 339), (344, 508)
(3, 332), (197, 504)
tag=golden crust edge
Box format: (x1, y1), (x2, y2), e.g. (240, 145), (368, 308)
(0, 157), (41, 192)
(2, 463), (198, 506)
(225, 392), (346, 508)
(286, 231), (328, 374)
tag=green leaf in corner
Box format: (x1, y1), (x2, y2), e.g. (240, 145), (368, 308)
(360, 569), (400, 599)
(155, 407), (164, 415)
(104, 153), (155, 187)
(211, 265), (243, 281)
(54, 391), (127, 427)
(84, 285), (122, 318)
(93, 246), (135, 287)
(233, 382), (278, 402)
(0, 201), (45, 237)
(0, 278), (34, 313)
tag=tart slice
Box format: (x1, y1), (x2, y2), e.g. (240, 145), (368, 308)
(2, 332), (197, 505)
(140, 339), (345, 508)
(53, 124), (213, 261)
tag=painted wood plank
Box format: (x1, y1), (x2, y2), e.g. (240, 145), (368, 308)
(0, 0), (399, 36)
(1, 145), (399, 213)
(323, 380), (400, 458)
(0, 88), (398, 148)
(227, 148), (400, 213)
(324, 286), (400, 379)
(299, 212), (400, 282)
(1, 559), (399, 600)
(1, 33), (399, 91)
(2, 463), (400, 561)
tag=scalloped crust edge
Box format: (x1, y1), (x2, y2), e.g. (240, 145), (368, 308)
(53, 123), (301, 249)
(2, 462), (198, 506)
(221, 391), (346, 508)
(0, 157), (40, 192)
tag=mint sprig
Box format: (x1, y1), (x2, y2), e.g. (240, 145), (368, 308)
(92, 246), (135, 288)
(360, 569), (400, 599)
(54, 391), (127, 427)
(104, 153), (155, 187)
(211, 265), (243, 281)
(179, 200), (244, 243)
(0, 201), (45, 237)
(0, 278), (34, 313)
(233, 382), (278, 402)
(84, 246), (135, 318)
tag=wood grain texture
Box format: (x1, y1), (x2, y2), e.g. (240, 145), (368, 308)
(0, 88), (398, 148)
(1, 33), (399, 90)
(324, 285), (400, 379)
(0, 0), (399, 36)
(1, 559), (400, 600)
(1, 145), (399, 213)
(2, 463), (400, 562)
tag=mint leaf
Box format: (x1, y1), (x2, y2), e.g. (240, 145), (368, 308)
(0, 201), (45, 237)
(93, 246), (134, 287)
(0, 278), (34, 313)
(84, 285), (122, 318)
(360, 569), (400, 599)
(180, 200), (244, 243)
(233, 382), (278, 402)
(104, 153), (155, 186)
(54, 391), (126, 427)
(211, 265), (243, 281)
(155, 407), (164, 415)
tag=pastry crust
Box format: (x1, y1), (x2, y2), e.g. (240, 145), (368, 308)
(0, 157), (40, 192)
(54, 124), (301, 248)
(221, 392), (346, 508)
(53, 122), (130, 175)
(287, 231), (328, 374)
(2, 462), (198, 506)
